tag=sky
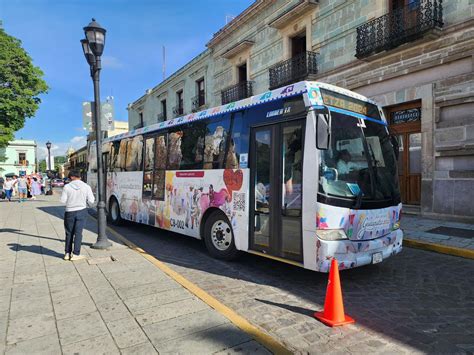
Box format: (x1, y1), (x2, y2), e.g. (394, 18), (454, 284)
(0, 0), (253, 160)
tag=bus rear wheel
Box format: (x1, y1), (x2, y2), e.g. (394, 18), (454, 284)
(108, 197), (123, 226)
(203, 211), (239, 260)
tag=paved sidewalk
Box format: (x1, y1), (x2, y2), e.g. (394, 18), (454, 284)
(0, 195), (269, 354)
(401, 214), (474, 251)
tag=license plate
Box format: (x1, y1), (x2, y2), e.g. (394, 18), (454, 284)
(372, 252), (383, 264)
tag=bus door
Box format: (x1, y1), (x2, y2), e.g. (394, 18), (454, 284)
(249, 119), (305, 262)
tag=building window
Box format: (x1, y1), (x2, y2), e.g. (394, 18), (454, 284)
(197, 79), (205, 107)
(177, 90), (183, 113)
(18, 153), (26, 165)
(161, 99), (167, 120)
(238, 63), (247, 83)
(138, 112), (144, 128)
(173, 90), (184, 117)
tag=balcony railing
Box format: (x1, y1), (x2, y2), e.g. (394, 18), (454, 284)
(172, 105), (184, 117)
(356, 0), (443, 59)
(14, 160), (29, 166)
(221, 81), (253, 105)
(269, 51), (319, 90)
(157, 112), (166, 121)
(192, 92), (206, 112)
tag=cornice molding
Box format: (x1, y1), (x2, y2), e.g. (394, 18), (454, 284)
(221, 40), (255, 59)
(268, 0), (318, 29)
(207, 0), (276, 48)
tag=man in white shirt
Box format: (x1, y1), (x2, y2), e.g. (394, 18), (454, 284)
(60, 169), (95, 261)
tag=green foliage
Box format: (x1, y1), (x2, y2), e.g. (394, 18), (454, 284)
(38, 159), (46, 172)
(0, 25), (48, 148)
(54, 155), (67, 164)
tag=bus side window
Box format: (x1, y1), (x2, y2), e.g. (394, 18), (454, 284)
(179, 121), (206, 170)
(125, 135), (143, 172)
(167, 129), (183, 170)
(109, 141), (120, 171)
(204, 115), (230, 169)
(225, 111), (243, 169)
(143, 136), (155, 199)
(153, 133), (167, 200)
(116, 139), (128, 171)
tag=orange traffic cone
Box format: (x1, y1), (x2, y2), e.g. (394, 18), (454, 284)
(314, 258), (355, 327)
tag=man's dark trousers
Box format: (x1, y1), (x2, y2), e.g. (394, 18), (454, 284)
(64, 209), (87, 255)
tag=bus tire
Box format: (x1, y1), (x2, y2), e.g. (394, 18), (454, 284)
(203, 211), (239, 260)
(108, 197), (123, 226)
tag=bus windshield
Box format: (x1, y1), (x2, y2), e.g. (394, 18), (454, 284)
(319, 111), (400, 207)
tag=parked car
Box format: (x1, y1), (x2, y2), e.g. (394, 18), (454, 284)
(51, 178), (65, 187)
(63, 177), (71, 185)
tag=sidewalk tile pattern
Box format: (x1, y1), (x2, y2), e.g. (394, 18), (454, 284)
(0, 196), (269, 354)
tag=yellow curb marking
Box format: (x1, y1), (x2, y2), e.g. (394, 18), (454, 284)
(103, 224), (292, 355)
(404, 238), (474, 260)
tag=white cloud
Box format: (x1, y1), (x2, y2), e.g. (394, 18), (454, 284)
(37, 135), (88, 160)
(71, 136), (87, 144)
(102, 56), (123, 69)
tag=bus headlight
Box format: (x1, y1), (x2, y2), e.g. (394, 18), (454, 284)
(317, 229), (348, 241)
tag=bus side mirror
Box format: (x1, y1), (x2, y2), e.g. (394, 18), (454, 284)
(310, 108), (331, 150)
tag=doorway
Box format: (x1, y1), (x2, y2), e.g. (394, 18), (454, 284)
(249, 119), (305, 262)
(387, 102), (422, 205)
(291, 33), (306, 57)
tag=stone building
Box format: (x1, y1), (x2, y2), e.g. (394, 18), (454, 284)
(128, 0), (474, 220)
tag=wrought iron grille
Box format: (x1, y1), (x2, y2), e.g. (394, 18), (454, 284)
(192, 92), (206, 112)
(269, 51), (319, 90)
(221, 81), (253, 105)
(157, 112), (165, 121)
(172, 105), (183, 117)
(356, 0), (443, 59)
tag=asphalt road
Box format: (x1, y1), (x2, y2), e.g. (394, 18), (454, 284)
(108, 220), (474, 354)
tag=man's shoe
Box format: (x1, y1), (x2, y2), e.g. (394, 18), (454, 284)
(63, 253), (71, 261)
(70, 254), (86, 261)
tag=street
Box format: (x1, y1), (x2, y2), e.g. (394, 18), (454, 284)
(109, 210), (474, 353)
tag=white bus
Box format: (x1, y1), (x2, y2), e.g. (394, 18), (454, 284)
(88, 81), (403, 272)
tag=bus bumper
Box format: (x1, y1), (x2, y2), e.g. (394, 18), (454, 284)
(316, 229), (403, 272)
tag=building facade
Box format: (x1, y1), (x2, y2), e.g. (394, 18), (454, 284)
(0, 140), (37, 176)
(128, 0), (474, 220)
(66, 146), (88, 181)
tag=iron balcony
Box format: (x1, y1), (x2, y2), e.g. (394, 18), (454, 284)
(356, 0), (443, 59)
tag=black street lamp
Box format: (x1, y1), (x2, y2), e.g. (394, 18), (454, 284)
(81, 18), (111, 249)
(45, 141), (53, 195)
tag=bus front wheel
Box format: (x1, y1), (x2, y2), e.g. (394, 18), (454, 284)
(203, 211), (239, 260)
(108, 197), (123, 226)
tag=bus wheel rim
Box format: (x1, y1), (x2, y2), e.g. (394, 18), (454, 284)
(211, 220), (232, 251)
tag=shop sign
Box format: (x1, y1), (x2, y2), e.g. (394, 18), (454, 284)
(391, 108), (421, 124)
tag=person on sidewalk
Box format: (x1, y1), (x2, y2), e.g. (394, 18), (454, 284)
(14, 175), (28, 202)
(30, 177), (42, 200)
(60, 169), (95, 261)
(3, 177), (14, 202)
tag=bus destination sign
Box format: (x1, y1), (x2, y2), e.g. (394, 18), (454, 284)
(320, 88), (381, 120)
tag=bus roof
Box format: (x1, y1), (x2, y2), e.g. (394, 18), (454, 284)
(104, 81), (380, 143)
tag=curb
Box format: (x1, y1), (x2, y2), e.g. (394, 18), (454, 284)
(404, 238), (474, 260)
(102, 223), (292, 355)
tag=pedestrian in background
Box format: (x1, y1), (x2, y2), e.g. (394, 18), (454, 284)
(15, 175), (28, 203)
(60, 169), (95, 261)
(30, 177), (42, 200)
(3, 177), (14, 202)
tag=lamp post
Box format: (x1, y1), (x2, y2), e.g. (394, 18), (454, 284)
(81, 19), (111, 249)
(46, 141), (53, 195)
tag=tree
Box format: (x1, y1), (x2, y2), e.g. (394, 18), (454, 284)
(0, 24), (48, 149)
(38, 159), (46, 172)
